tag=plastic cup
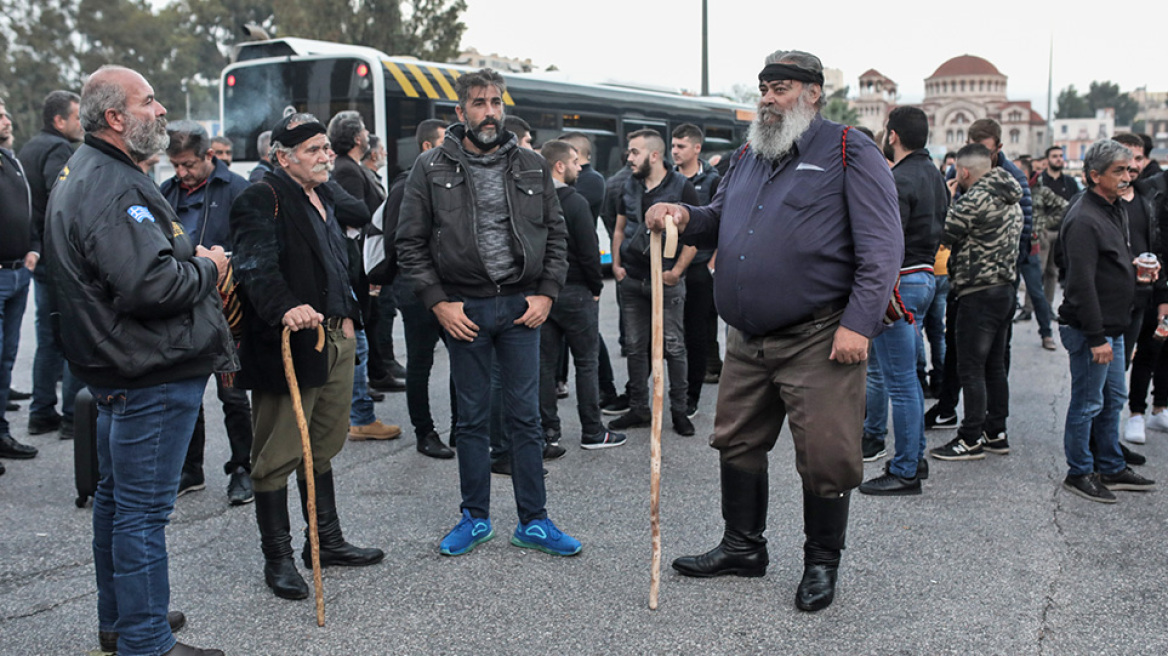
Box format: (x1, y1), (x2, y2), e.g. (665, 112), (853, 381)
(1137, 252), (1159, 284)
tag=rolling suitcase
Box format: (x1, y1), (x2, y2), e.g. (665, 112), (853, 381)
(73, 388), (100, 508)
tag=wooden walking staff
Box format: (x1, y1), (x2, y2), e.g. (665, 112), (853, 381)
(281, 324), (327, 627)
(649, 216), (679, 610)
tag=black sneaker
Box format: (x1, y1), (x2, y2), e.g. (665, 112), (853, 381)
(581, 430), (628, 450)
(982, 431), (1010, 454)
(8, 388), (31, 401)
(861, 434), (886, 462)
(177, 469), (206, 497)
(929, 437), (985, 461)
(608, 410), (650, 431)
(924, 404), (958, 429)
(417, 431), (455, 459)
(555, 382), (569, 399)
(918, 458), (929, 480)
(673, 412), (695, 436)
(1063, 473), (1117, 503)
(703, 371), (720, 384)
(858, 464), (921, 496)
(543, 442), (567, 460)
(1120, 443), (1147, 466)
(59, 417), (75, 440)
(490, 459), (548, 478)
(601, 394), (630, 416)
(685, 400), (699, 420)
(1100, 467), (1156, 491)
(226, 466), (254, 506)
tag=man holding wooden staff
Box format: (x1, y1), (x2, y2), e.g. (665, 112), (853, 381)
(647, 49), (902, 612)
(231, 113), (384, 602)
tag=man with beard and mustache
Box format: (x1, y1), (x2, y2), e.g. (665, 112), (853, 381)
(647, 50), (902, 612)
(397, 69), (579, 557)
(608, 129), (700, 436)
(45, 65), (234, 656)
(857, 106), (947, 495)
(230, 113), (385, 601)
(1029, 145), (1080, 315)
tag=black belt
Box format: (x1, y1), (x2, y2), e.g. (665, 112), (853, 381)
(324, 316), (347, 331)
(0, 259), (25, 270)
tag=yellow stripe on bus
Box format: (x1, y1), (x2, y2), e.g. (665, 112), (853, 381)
(502, 91), (515, 106)
(404, 62), (439, 99)
(383, 62), (419, 98)
(427, 66), (458, 100)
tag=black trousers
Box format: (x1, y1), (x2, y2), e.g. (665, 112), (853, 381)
(684, 263), (715, 405)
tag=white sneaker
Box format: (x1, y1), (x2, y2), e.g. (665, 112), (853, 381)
(1145, 410), (1168, 433)
(1125, 414), (1147, 444)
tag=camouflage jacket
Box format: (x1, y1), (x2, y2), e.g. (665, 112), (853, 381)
(1031, 181), (1070, 233)
(943, 167), (1024, 295)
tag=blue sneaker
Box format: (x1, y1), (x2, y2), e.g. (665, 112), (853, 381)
(440, 510), (494, 556)
(510, 517), (582, 556)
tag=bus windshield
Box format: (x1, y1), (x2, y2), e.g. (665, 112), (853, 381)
(223, 57), (375, 161)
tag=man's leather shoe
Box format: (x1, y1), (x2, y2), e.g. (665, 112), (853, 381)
(5, 401), (16, 411)
(161, 642), (225, 656)
(28, 412), (62, 435)
(1121, 443), (1147, 466)
(417, 431), (454, 459)
(796, 563), (839, 611)
(858, 465), (921, 496)
(100, 610), (186, 651)
(299, 471), (384, 568)
(0, 434), (38, 459)
(387, 359), (407, 379)
(255, 488), (309, 600)
(368, 375), (406, 392)
(8, 388), (31, 400)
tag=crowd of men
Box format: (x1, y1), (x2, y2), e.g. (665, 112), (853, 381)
(0, 46), (1163, 655)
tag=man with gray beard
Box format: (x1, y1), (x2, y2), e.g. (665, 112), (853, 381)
(45, 65), (233, 655)
(648, 50), (902, 612)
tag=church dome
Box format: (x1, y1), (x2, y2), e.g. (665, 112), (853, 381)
(929, 55), (1002, 79)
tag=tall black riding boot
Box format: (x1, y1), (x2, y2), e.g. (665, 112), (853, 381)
(672, 462), (769, 577)
(254, 487), (309, 600)
(298, 470), (385, 568)
(795, 488), (851, 612)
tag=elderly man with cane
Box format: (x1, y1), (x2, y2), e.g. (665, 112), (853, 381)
(230, 113), (384, 603)
(648, 50), (902, 612)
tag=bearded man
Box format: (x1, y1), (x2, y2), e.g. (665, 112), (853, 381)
(46, 65), (234, 656)
(645, 50), (903, 612)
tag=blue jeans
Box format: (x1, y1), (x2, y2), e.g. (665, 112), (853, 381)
(0, 266), (31, 435)
(31, 270), (84, 420)
(91, 376), (207, 656)
(447, 294), (546, 523)
(350, 329), (376, 426)
(1017, 252), (1053, 338)
(923, 274), (948, 378)
(864, 271), (934, 477)
(1060, 326), (1126, 477)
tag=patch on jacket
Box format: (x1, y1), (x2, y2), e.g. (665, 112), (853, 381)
(127, 205), (156, 223)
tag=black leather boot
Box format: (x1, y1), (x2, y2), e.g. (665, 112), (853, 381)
(795, 488), (850, 612)
(298, 471), (385, 568)
(255, 488), (309, 600)
(672, 462), (768, 577)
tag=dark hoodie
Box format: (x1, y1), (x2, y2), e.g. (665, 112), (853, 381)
(942, 167), (1024, 296)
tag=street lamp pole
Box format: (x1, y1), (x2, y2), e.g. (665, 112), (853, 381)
(701, 0), (709, 96)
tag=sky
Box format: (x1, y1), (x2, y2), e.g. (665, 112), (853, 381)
(460, 0), (1163, 117)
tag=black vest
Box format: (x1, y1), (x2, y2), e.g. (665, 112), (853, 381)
(620, 171), (687, 279)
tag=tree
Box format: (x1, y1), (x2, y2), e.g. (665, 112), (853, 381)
(1085, 80), (1139, 126)
(1056, 85), (1090, 119)
(272, 0), (466, 62)
(822, 98), (858, 126)
(0, 0), (81, 148)
(724, 83), (759, 105)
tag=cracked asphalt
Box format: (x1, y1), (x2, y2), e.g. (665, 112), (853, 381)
(2, 281), (1166, 655)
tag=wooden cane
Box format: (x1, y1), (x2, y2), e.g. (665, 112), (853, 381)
(282, 324), (327, 627)
(649, 216), (679, 610)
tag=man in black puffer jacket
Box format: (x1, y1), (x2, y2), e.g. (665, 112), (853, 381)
(45, 65), (234, 656)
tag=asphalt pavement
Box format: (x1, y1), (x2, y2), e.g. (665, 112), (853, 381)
(1, 279), (1165, 655)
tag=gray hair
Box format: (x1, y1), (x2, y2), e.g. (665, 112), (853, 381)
(80, 65), (131, 133)
(165, 119), (210, 158)
(256, 130), (272, 160)
(455, 68), (507, 112)
(1083, 138), (1131, 188)
(271, 113), (321, 168)
(764, 50), (826, 109)
(326, 110), (365, 154)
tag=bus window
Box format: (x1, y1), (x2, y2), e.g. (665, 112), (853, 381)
(388, 97), (427, 175)
(622, 119), (668, 139)
(562, 114), (617, 133)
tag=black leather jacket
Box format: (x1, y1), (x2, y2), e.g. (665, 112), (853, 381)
(396, 124), (568, 309)
(45, 135), (237, 388)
